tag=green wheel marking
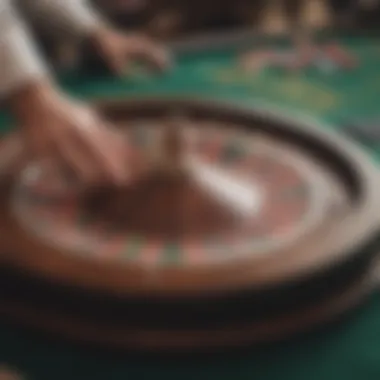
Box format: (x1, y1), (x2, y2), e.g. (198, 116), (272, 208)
(222, 142), (245, 163)
(280, 184), (309, 200)
(161, 243), (182, 265)
(125, 236), (144, 261)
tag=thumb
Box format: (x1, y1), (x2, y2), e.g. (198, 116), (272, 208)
(0, 132), (29, 180)
(130, 38), (172, 71)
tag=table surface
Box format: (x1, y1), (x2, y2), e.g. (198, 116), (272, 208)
(1, 32), (380, 380)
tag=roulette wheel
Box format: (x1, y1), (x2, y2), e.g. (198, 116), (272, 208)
(0, 98), (379, 353)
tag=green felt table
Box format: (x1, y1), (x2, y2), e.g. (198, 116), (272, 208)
(1, 31), (380, 380)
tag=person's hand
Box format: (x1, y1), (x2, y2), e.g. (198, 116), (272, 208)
(10, 80), (129, 186)
(90, 26), (171, 76)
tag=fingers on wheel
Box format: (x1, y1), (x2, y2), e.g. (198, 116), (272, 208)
(130, 36), (172, 71)
(73, 121), (128, 185)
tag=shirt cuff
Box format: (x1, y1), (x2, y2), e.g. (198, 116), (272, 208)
(0, 23), (49, 97)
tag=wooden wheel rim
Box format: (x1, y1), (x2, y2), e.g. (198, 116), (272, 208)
(0, 267), (376, 352)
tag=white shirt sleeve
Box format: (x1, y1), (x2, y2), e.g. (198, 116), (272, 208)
(21, 0), (103, 40)
(0, 0), (48, 97)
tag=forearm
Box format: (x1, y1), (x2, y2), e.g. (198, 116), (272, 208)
(0, 1), (49, 98)
(22, 0), (104, 40)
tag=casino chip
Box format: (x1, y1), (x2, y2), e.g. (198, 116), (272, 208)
(239, 42), (358, 74)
